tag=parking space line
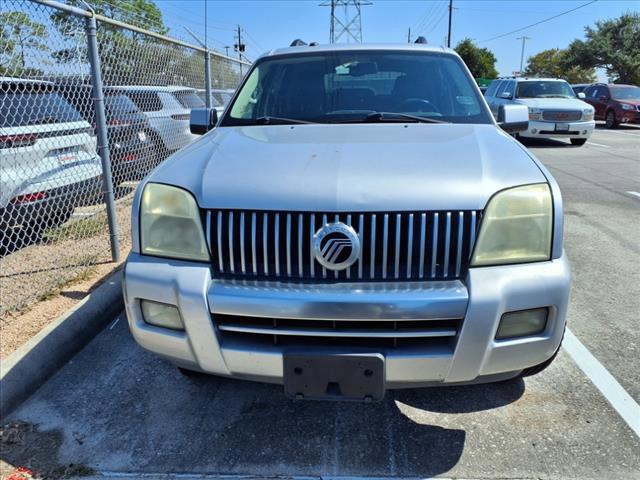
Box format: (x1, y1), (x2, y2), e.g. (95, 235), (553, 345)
(563, 328), (640, 437)
(626, 191), (640, 199)
(586, 141), (610, 148)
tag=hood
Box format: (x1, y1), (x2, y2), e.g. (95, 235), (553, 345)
(515, 97), (592, 110)
(149, 123), (546, 212)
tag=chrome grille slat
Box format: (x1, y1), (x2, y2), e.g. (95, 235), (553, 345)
(431, 212), (439, 278)
(443, 212), (451, 278)
(209, 209), (481, 282)
(418, 213), (426, 279)
(218, 324), (457, 338)
(394, 214), (401, 279)
(239, 212), (246, 274)
(216, 211), (224, 273)
(382, 214), (389, 279)
(274, 213), (280, 276)
(251, 213), (257, 275)
(285, 213), (292, 277)
(346, 214), (352, 279)
(262, 212), (269, 276)
(298, 213), (303, 277)
(228, 212), (235, 273)
(370, 214), (377, 278)
(309, 214), (315, 277)
(455, 211), (464, 277)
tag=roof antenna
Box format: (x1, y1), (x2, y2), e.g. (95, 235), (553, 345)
(414, 36), (428, 44)
(290, 39), (307, 47)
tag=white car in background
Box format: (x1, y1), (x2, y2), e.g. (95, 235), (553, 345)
(111, 86), (204, 155)
(485, 77), (595, 146)
(196, 88), (235, 117)
(1, 77), (102, 243)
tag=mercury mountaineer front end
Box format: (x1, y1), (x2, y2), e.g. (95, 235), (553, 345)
(123, 43), (570, 401)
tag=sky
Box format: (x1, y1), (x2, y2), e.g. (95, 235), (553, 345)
(154, 0), (638, 80)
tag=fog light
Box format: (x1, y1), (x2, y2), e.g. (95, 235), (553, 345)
(531, 128), (537, 134)
(496, 308), (548, 340)
(582, 130), (587, 135)
(140, 300), (184, 330)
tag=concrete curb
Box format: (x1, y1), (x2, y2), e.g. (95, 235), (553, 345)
(1, 269), (123, 417)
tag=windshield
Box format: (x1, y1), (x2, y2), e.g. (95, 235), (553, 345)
(222, 51), (491, 126)
(611, 86), (640, 101)
(516, 81), (576, 99)
(0, 90), (83, 128)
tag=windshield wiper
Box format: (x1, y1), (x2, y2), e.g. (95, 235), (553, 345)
(333, 111), (449, 124)
(253, 116), (314, 125)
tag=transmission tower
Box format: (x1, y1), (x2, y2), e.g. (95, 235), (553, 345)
(320, 0), (372, 43)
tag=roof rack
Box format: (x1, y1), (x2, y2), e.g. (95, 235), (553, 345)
(414, 36), (428, 44)
(290, 39), (307, 47)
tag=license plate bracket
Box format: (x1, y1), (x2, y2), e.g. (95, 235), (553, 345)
(284, 353), (385, 402)
(555, 123), (570, 132)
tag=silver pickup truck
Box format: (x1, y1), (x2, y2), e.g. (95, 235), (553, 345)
(123, 42), (570, 401)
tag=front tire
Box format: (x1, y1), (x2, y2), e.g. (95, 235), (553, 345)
(570, 138), (587, 146)
(605, 110), (618, 129)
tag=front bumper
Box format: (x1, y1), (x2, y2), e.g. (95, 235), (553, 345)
(519, 119), (595, 139)
(123, 252), (571, 388)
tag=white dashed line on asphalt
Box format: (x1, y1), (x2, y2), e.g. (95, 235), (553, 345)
(586, 141), (610, 148)
(563, 328), (640, 438)
(626, 191), (640, 199)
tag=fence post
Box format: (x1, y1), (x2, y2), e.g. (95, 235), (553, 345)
(84, 13), (120, 262)
(204, 50), (212, 109)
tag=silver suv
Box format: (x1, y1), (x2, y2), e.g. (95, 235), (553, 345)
(485, 77), (595, 146)
(124, 43), (570, 401)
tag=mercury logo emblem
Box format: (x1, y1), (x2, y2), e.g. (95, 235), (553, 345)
(313, 222), (360, 271)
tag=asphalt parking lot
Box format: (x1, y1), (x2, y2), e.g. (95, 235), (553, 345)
(3, 124), (639, 480)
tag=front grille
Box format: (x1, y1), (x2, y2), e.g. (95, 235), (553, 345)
(215, 313), (461, 349)
(205, 209), (482, 281)
(542, 110), (582, 121)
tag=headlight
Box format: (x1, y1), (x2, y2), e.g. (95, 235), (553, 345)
(621, 104), (634, 110)
(583, 108), (594, 121)
(471, 183), (552, 266)
(528, 107), (542, 121)
(140, 183), (209, 261)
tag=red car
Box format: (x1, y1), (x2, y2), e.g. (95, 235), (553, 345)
(583, 83), (640, 128)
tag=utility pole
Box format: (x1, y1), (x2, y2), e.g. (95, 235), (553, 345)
(517, 36), (530, 74)
(407, 27), (411, 43)
(447, 0), (453, 47)
(225, 46), (230, 57)
(234, 25), (245, 75)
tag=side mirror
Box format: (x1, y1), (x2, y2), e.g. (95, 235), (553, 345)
(190, 108), (218, 135)
(599, 95), (609, 102)
(497, 104), (528, 133)
(500, 91), (513, 100)
(577, 92), (586, 99)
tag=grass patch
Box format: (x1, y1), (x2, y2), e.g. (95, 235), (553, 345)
(43, 216), (107, 242)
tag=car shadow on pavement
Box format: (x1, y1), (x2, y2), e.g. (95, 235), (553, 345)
(2, 321), (525, 478)
(518, 137), (575, 148)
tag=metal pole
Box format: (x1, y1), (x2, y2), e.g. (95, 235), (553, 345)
(447, 0), (453, 47)
(204, 0), (211, 108)
(85, 14), (120, 262)
(517, 36), (530, 74)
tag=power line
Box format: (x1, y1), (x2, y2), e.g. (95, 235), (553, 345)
(414, 1), (447, 37)
(479, 0), (598, 43)
(413, 1), (438, 34)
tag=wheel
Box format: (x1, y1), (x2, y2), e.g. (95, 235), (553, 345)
(605, 110), (618, 129)
(178, 366), (206, 378)
(570, 138), (587, 146)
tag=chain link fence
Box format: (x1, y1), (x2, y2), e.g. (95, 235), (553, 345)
(0, 0), (249, 317)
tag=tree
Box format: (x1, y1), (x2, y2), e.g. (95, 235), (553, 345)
(454, 38), (498, 79)
(51, 0), (172, 85)
(565, 13), (640, 84)
(0, 11), (48, 76)
(524, 48), (596, 84)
